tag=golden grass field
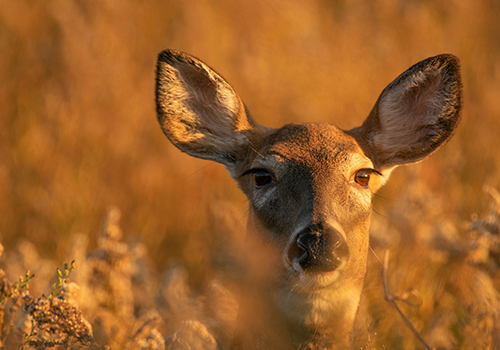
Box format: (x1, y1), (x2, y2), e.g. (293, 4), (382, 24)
(1, 0), (500, 349)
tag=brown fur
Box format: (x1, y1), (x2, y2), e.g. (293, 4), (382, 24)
(155, 50), (462, 349)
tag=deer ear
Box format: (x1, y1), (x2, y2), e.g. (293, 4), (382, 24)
(155, 50), (259, 165)
(348, 54), (462, 171)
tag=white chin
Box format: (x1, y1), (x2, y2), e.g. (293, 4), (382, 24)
(277, 270), (360, 327)
(296, 270), (342, 290)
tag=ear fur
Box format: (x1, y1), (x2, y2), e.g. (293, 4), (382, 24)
(349, 54), (462, 170)
(155, 50), (259, 165)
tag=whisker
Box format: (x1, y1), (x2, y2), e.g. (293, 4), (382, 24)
(244, 136), (264, 158)
(372, 207), (388, 221)
(182, 163), (213, 180)
(373, 192), (395, 204)
(369, 245), (383, 266)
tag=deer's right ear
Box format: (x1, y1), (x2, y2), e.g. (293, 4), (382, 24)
(348, 54), (462, 171)
(155, 50), (260, 165)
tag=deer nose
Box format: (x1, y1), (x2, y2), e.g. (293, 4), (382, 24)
(287, 224), (350, 273)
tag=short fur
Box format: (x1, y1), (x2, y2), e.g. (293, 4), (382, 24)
(155, 50), (462, 349)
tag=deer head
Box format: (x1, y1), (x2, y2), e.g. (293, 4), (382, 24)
(155, 50), (462, 349)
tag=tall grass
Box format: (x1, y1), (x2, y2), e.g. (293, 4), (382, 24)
(1, 0), (500, 348)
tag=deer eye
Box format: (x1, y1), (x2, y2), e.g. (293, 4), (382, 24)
(354, 170), (371, 188)
(253, 170), (273, 188)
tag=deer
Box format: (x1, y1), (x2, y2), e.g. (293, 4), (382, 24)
(155, 50), (462, 349)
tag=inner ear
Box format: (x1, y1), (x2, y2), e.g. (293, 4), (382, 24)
(175, 59), (242, 137)
(156, 50), (261, 166)
(348, 54), (462, 170)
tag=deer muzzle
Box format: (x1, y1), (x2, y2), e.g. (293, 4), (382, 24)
(287, 223), (350, 273)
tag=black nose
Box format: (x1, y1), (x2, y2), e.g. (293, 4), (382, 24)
(287, 224), (350, 273)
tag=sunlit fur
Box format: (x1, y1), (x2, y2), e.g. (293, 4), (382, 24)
(156, 50), (462, 349)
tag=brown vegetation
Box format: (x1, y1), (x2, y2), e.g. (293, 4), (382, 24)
(1, 0), (500, 349)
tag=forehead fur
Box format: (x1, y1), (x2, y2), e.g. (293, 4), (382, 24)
(263, 123), (365, 167)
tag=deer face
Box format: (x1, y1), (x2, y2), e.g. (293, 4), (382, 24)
(155, 49), (462, 347)
(234, 123), (383, 327)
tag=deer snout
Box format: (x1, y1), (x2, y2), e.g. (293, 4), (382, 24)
(287, 224), (350, 273)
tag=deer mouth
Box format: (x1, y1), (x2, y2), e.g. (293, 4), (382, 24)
(286, 261), (347, 291)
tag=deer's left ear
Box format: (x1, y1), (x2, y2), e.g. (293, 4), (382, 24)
(156, 49), (263, 166)
(348, 54), (462, 171)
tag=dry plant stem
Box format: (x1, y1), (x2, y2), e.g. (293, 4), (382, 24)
(129, 315), (160, 342)
(382, 250), (432, 350)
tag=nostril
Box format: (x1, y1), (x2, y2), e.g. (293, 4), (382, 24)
(334, 238), (349, 260)
(332, 237), (341, 250)
(287, 239), (307, 265)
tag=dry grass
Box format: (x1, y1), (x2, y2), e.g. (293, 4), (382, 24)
(1, 0), (500, 348)
(1, 188), (499, 349)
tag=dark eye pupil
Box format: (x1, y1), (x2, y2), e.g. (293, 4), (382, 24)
(253, 171), (272, 188)
(355, 171), (370, 188)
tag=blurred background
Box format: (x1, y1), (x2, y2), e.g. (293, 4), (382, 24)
(3, 0), (500, 267)
(2, 0), (500, 347)
(1, 0), (500, 275)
